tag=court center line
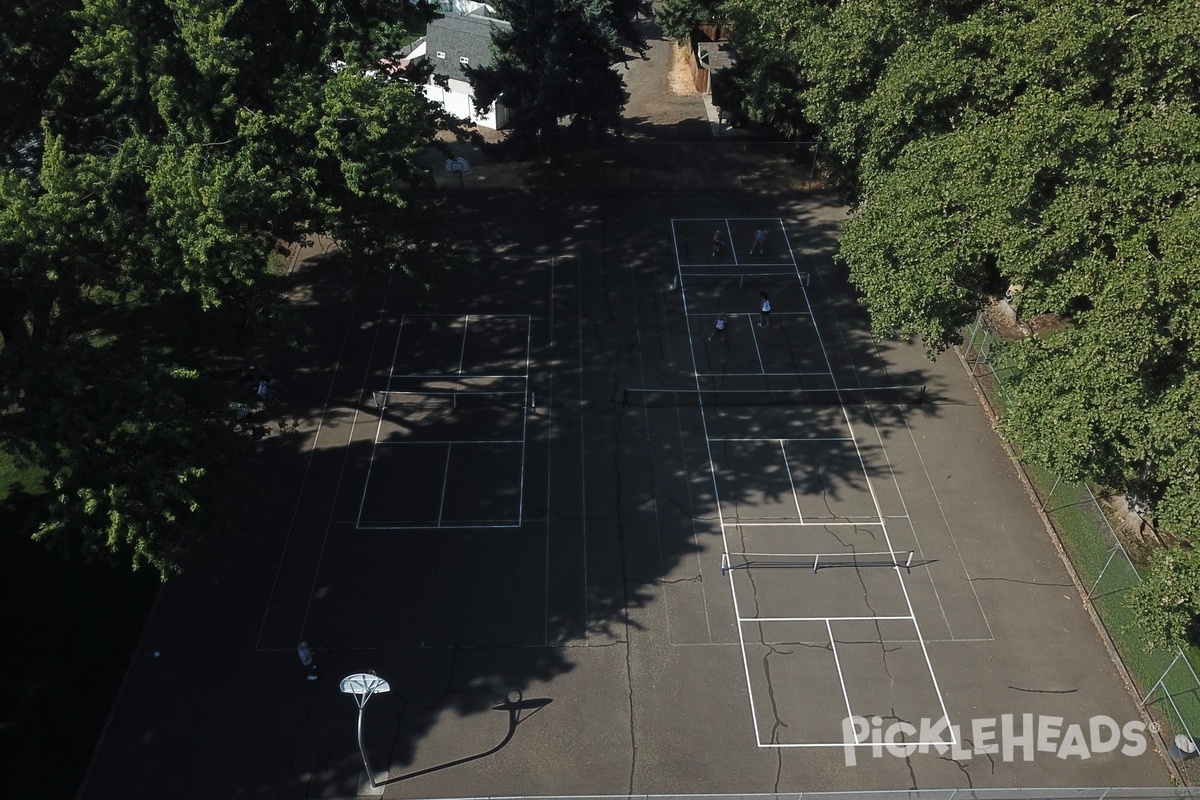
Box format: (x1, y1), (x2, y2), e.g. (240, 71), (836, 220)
(436, 443), (452, 527)
(827, 618), (856, 737)
(457, 314), (469, 374)
(780, 441), (804, 524)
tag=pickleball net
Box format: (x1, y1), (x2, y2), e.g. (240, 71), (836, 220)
(371, 389), (530, 410)
(622, 385), (926, 408)
(722, 550), (917, 575)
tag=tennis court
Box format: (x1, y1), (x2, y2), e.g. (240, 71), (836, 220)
(78, 195), (1172, 800)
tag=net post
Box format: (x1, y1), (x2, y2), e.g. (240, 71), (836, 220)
(905, 550), (914, 573)
(812, 553), (820, 573)
(918, 385), (926, 404)
(622, 389), (629, 407)
(531, 391), (536, 409)
(720, 553), (729, 575)
(371, 391), (383, 409)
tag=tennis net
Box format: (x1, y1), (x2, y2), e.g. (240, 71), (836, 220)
(622, 385), (926, 408)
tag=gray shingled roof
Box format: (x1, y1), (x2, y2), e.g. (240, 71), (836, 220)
(426, 14), (511, 80)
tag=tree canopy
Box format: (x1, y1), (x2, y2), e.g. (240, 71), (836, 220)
(467, 0), (640, 154)
(716, 0), (1200, 532)
(1, 0), (453, 577)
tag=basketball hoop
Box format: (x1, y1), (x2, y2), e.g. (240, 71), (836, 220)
(339, 673), (391, 792)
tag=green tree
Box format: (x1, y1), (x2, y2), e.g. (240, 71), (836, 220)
(1, 0), (452, 577)
(656, 0), (724, 46)
(1126, 546), (1200, 652)
(717, 0), (825, 137)
(467, 0), (631, 154)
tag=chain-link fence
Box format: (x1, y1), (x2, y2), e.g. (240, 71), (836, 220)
(961, 313), (1200, 781)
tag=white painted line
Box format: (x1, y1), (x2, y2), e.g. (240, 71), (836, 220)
(256, 276), (387, 650)
(841, 403), (956, 743)
(828, 618), (855, 728)
(780, 440), (804, 524)
(739, 615), (915, 623)
(707, 437), (856, 443)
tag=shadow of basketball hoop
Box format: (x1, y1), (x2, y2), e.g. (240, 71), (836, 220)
(381, 689), (552, 786)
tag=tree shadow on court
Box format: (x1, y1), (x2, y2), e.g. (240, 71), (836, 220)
(79, 185), (967, 800)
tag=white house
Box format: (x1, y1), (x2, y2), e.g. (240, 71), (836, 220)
(421, 10), (512, 129)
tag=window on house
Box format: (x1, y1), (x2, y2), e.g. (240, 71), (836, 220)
(435, 51), (446, 59)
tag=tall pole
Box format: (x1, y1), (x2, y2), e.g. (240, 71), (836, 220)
(356, 704), (377, 787)
(339, 673), (390, 794)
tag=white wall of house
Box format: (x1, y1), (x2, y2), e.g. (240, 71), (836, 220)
(422, 77), (507, 129)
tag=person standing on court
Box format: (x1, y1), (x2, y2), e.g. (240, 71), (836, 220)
(711, 229), (725, 257)
(758, 292), (772, 327)
(297, 641), (318, 680)
(750, 226), (767, 255)
(708, 313), (728, 342)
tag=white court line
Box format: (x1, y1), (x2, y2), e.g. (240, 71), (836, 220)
(687, 222), (953, 748)
(457, 316), (469, 373)
(357, 521), (521, 530)
(723, 219), (737, 267)
(828, 618), (855, 732)
(672, 216), (791, 222)
(575, 260), (588, 639)
(741, 615), (915, 623)
(808, 250), (991, 642)
(518, 311), (532, 526)
(780, 441), (804, 523)
(354, 311), (411, 541)
(389, 372), (529, 379)
(395, 312), (531, 318)
(374, 439), (524, 445)
(840, 402), (955, 742)
(541, 258), (558, 646)
(695, 371), (830, 378)
(255, 275), (390, 651)
(725, 520), (886, 526)
(708, 437), (855, 443)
